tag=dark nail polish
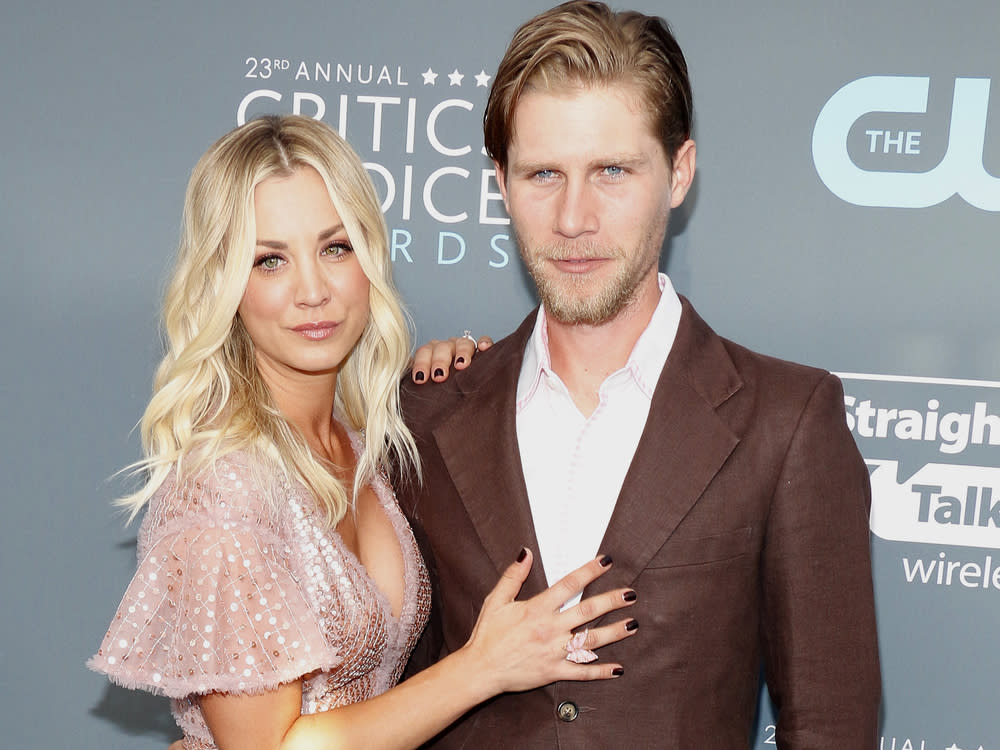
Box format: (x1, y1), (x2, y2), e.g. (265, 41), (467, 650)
(516, 547), (528, 562)
(612, 666), (625, 676)
(625, 619), (639, 632)
(456, 356), (466, 364)
(623, 590), (637, 602)
(598, 555), (613, 567)
(414, 371), (425, 382)
(434, 368), (444, 378)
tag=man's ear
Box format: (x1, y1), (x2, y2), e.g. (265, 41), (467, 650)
(492, 160), (510, 208)
(669, 139), (696, 209)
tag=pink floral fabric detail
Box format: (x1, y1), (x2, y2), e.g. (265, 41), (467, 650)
(90, 514), (337, 698)
(88, 447), (430, 748)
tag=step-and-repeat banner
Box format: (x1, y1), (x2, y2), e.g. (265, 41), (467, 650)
(2, 1), (996, 747)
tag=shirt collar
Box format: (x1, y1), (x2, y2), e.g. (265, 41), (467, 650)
(517, 273), (682, 408)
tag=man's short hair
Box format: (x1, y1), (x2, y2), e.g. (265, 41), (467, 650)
(484, 0), (693, 171)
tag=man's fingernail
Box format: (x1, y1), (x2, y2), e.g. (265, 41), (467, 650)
(598, 555), (613, 567)
(414, 371), (425, 382)
(516, 547), (528, 562)
(625, 619), (639, 632)
(623, 590), (637, 602)
(612, 666), (625, 676)
(456, 356), (466, 364)
(434, 368), (444, 378)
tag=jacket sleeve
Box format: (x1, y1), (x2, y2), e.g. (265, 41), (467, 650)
(760, 373), (881, 748)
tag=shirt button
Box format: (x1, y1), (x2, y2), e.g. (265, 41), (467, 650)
(557, 700), (579, 722)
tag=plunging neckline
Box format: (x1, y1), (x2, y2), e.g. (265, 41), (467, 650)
(331, 498), (404, 623)
(338, 427), (407, 622)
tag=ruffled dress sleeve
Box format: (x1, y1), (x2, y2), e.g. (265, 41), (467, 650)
(88, 457), (340, 698)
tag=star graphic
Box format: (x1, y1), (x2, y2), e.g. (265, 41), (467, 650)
(474, 70), (491, 87)
(448, 68), (464, 86)
(422, 68), (438, 85)
(944, 744), (962, 750)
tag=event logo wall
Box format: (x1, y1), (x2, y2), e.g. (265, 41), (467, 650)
(839, 373), (1000, 591)
(813, 76), (999, 211)
(236, 57), (513, 269)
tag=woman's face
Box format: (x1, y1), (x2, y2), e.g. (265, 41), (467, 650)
(238, 166), (371, 386)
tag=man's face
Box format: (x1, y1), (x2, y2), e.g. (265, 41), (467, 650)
(496, 83), (694, 326)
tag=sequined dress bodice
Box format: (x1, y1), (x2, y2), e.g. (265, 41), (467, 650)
(89, 449), (430, 749)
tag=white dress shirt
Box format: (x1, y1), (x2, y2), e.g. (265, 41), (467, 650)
(516, 274), (682, 603)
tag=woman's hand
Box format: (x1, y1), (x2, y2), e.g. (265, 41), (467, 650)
(457, 549), (638, 700)
(411, 334), (493, 384)
(181, 550), (635, 750)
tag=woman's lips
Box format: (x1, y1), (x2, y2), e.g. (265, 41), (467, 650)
(292, 321), (339, 340)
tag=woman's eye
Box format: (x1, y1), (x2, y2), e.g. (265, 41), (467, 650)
(323, 242), (353, 257)
(255, 255), (283, 270)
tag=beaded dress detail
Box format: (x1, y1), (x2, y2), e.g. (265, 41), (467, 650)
(88, 438), (430, 749)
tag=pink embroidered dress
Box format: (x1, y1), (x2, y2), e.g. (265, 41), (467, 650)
(88, 442), (430, 749)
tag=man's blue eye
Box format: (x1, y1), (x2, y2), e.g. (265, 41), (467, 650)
(604, 165), (623, 176)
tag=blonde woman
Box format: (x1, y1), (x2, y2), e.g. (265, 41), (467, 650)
(89, 115), (637, 750)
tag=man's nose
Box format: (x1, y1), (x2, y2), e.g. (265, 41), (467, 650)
(553, 179), (599, 238)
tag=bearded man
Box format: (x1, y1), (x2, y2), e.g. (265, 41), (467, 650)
(398, 2), (881, 747)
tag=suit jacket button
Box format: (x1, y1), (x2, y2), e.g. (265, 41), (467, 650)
(557, 700), (579, 722)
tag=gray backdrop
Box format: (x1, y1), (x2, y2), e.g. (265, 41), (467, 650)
(2, 1), (997, 748)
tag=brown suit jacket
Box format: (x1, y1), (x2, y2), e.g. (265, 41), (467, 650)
(397, 298), (880, 749)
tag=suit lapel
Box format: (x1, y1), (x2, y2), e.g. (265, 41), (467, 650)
(430, 313), (550, 597)
(427, 300), (743, 600)
(594, 299), (743, 593)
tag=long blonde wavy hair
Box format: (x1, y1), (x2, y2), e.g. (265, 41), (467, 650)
(119, 114), (419, 524)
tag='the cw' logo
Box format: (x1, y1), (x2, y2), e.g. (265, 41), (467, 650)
(812, 76), (999, 211)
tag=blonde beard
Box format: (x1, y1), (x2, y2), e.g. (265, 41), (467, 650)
(521, 240), (660, 326)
